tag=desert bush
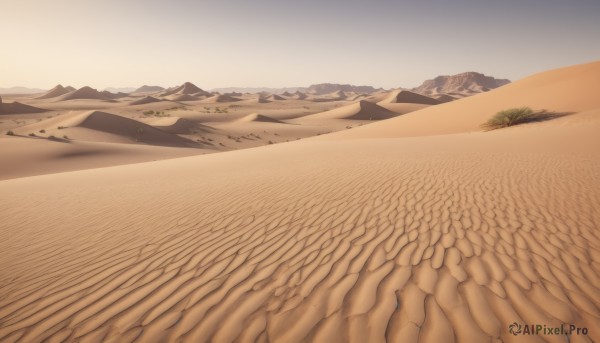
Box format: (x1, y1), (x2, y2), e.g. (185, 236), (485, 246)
(483, 107), (536, 129)
(63, 135), (69, 139)
(143, 110), (155, 115)
(39, 129), (46, 133)
(29, 133), (36, 137)
(6, 130), (14, 136)
(57, 126), (67, 129)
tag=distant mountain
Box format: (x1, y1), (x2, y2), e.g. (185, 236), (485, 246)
(412, 72), (510, 96)
(0, 86), (46, 94)
(134, 85), (165, 93)
(306, 83), (379, 95)
(103, 87), (136, 93)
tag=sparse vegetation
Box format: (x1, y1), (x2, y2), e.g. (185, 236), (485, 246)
(39, 129), (46, 133)
(483, 107), (537, 129)
(57, 126), (67, 130)
(137, 128), (145, 135)
(63, 135), (69, 139)
(143, 110), (169, 117)
(6, 130), (14, 136)
(29, 133), (36, 137)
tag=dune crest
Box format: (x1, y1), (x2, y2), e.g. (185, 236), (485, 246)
(162, 82), (210, 97)
(0, 95), (48, 114)
(34, 85), (71, 99)
(61, 111), (196, 146)
(130, 96), (162, 105)
(306, 100), (398, 120)
(58, 86), (115, 101)
(380, 90), (440, 105)
(237, 113), (288, 123)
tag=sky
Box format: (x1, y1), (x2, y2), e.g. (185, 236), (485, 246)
(1, 0), (599, 90)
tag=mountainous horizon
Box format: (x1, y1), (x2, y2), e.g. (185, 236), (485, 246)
(1, 71), (510, 95)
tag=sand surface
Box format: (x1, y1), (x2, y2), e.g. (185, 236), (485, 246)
(1, 62), (599, 342)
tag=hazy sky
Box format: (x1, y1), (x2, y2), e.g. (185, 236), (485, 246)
(1, 0), (599, 89)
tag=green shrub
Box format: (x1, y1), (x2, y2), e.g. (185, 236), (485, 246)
(483, 107), (535, 129)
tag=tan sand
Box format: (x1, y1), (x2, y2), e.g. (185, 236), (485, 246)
(201, 94), (243, 103)
(161, 82), (210, 97)
(327, 60), (600, 139)
(130, 96), (162, 106)
(34, 85), (72, 99)
(58, 87), (115, 102)
(0, 100), (48, 115)
(379, 90), (440, 105)
(236, 113), (288, 124)
(0, 61), (599, 343)
(304, 100), (400, 120)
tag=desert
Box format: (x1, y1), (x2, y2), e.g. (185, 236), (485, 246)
(1, 1), (600, 342)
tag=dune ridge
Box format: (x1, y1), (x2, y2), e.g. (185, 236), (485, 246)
(305, 100), (398, 120)
(34, 85), (72, 99)
(130, 96), (162, 105)
(380, 90), (440, 105)
(162, 82), (210, 97)
(58, 87), (115, 101)
(237, 113), (288, 124)
(0, 95), (49, 114)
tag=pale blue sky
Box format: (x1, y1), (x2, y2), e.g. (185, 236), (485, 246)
(1, 0), (599, 89)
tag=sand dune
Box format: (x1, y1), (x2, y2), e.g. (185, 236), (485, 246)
(305, 100), (398, 120)
(0, 96), (49, 114)
(130, 96), (162, 105)
(256, 96), (271, 103)
(201, 94), (243, 103)
(292, 91), (308, 100)
(166, 94), (199, 102)
(100, 91), (128, 99)
(266, 94), (285, 101)
(0, 137), (203, 180)
(134, 85), (165, 94)
(162, 82), (210, 97)
(34, 85), (72, 99)
(433, 94), (456, 103)
(20, 110), (198, 147)
(329, 60), (600, 139)
(58, 86), (115, 101)
(237, 113), (288, 124)
(379, 90), (440, 105)
(150, 117), (217, 135)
